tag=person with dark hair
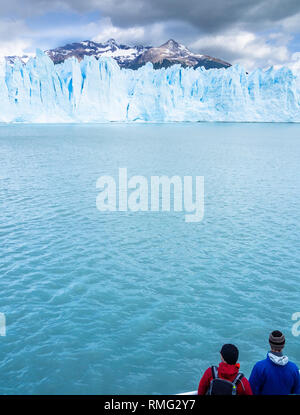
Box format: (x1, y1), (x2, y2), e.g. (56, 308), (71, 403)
(197, 344), (252, 395)
(249, 330), (300, 395)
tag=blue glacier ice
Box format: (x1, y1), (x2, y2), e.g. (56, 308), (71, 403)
(0, 49), (299, 123)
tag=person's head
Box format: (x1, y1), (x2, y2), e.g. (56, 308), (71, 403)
(269, 330), (285, 352)
(220, 344), (239, 365)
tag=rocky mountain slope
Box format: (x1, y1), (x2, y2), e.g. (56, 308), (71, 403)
(130, 39), (231, 69)
(6, 38), (231, 70)
(45, 38), (150, 67)
(45, 38), (231, 70)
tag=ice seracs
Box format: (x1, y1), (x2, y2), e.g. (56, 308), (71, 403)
(0, 50), (299, 123)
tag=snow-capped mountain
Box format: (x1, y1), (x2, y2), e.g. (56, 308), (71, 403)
(131, 39), (231, 69)
(45, 38), (150, 68)
(45, 38), (231, 69)
(5, 38), (231, 70)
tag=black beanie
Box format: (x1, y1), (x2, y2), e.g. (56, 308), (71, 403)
(220, 344), (239, 365)
(269, 330), (285, 351)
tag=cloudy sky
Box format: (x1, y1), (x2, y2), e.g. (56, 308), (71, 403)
(0, 0), (300, 70)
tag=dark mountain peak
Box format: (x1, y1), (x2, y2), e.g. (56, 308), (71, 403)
(105, 38), (118, 45)
(161, 39), (180, 48)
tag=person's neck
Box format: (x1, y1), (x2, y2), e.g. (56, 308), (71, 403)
(270, 349), (283, 356)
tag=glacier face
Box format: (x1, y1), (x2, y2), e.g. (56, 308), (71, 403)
(1, 49), (299, 123)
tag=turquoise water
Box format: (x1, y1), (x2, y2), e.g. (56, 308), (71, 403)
(0, 123), (299, 395)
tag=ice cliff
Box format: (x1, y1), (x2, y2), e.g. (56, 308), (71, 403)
(0, 49), (299, 123)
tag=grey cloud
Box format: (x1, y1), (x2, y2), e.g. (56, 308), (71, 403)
(0, 0), (298, 69)
(2, 0), (300, 34)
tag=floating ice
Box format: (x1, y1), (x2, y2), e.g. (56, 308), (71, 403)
(1, 50), (299, 123)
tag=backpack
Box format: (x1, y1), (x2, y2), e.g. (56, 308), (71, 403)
(207, 366), (244, 395)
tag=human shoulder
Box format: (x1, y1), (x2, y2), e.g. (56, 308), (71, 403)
(287, 360), (299, 372)
(253, 357), (268, 370)
(200, 366), (213, 381)
(203, 366), (214, 377)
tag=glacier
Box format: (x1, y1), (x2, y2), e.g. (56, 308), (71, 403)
(0, 49), (299, 123)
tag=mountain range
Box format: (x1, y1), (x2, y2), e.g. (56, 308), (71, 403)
(6, 39), (231, 70)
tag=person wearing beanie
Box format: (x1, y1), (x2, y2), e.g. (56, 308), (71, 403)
(249, 330), (300, 395)
(197, 344), (252, 395)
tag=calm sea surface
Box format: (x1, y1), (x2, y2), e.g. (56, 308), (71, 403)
(0, 123), (299, 394)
